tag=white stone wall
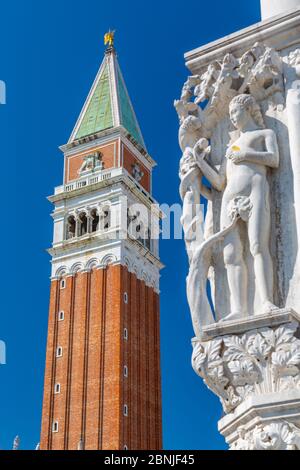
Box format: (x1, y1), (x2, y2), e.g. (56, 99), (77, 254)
(261, 0), (300, 20)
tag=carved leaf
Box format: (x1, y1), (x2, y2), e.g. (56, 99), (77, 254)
(226, 386), (241, 408)
(227, 359), (259, 386)
(207, 362), (228, 387)
(260, 328), (275, 348)
(191, 343), (207, 375)
(272, 347), (300, 371)
(279, 376), (298, 391)
(287, 346), (300, 366)
(246, 332), (271, 360)
(274, 324), (298, 348)
(223, 336), (247, 362)
(206, 338), (223, 362)
(236, 384), (255, 400)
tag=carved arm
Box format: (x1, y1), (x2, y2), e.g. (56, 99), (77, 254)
(194, 148), (226, 192)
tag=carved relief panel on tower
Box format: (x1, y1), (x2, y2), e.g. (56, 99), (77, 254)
(64, 141), (118, 183)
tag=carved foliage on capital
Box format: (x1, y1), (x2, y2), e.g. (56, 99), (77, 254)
(192, 323), (300, 413)
(231, 422), (300, 450)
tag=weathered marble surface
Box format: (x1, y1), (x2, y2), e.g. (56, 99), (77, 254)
(176, 5), (300, 450)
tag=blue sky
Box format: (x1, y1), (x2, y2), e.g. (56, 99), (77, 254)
(0, 0), (260, 450)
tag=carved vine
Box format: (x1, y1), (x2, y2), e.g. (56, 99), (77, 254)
(175, 42), (284, 143)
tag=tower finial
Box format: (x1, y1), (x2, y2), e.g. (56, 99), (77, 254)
(104, 29), (116, 49)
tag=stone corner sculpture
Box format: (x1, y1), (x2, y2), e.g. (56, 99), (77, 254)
(175, 32), (300, 449)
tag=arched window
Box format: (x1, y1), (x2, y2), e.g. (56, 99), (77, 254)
(66, 215), (76, 240)
(56, 347), (63, 358)
(52, 421), (59, 433)
(90, 209), (99, 233)
(78, 212), (88, 236)
(58, 311), (64, 321)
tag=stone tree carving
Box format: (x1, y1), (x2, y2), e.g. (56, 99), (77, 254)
(175, 42), (282, 328)
(175, 39), (300, 450)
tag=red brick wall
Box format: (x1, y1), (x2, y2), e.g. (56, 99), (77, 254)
(121, 267), (162, 450)
(40, 265), (162, 450)
(122, 144), (151, 193)
(84, 268), (103, 449)
(40, 279), (59, 450)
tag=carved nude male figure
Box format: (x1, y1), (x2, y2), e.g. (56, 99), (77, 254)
(196, 94), (279, 320)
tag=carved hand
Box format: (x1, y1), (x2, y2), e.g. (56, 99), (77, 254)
(226, 148), (247, 164)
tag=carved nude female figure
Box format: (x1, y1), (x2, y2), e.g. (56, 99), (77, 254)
(196, 94), (279, 320)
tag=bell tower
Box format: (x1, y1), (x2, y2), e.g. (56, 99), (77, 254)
(40, 36), (163, 450)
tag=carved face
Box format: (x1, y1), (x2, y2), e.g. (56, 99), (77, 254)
(229, 102), (250, 130)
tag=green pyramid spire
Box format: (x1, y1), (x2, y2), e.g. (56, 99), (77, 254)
(75, 62), (113, 140)
(116, 64), (144, 148)
(70, 48), (146, 151)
